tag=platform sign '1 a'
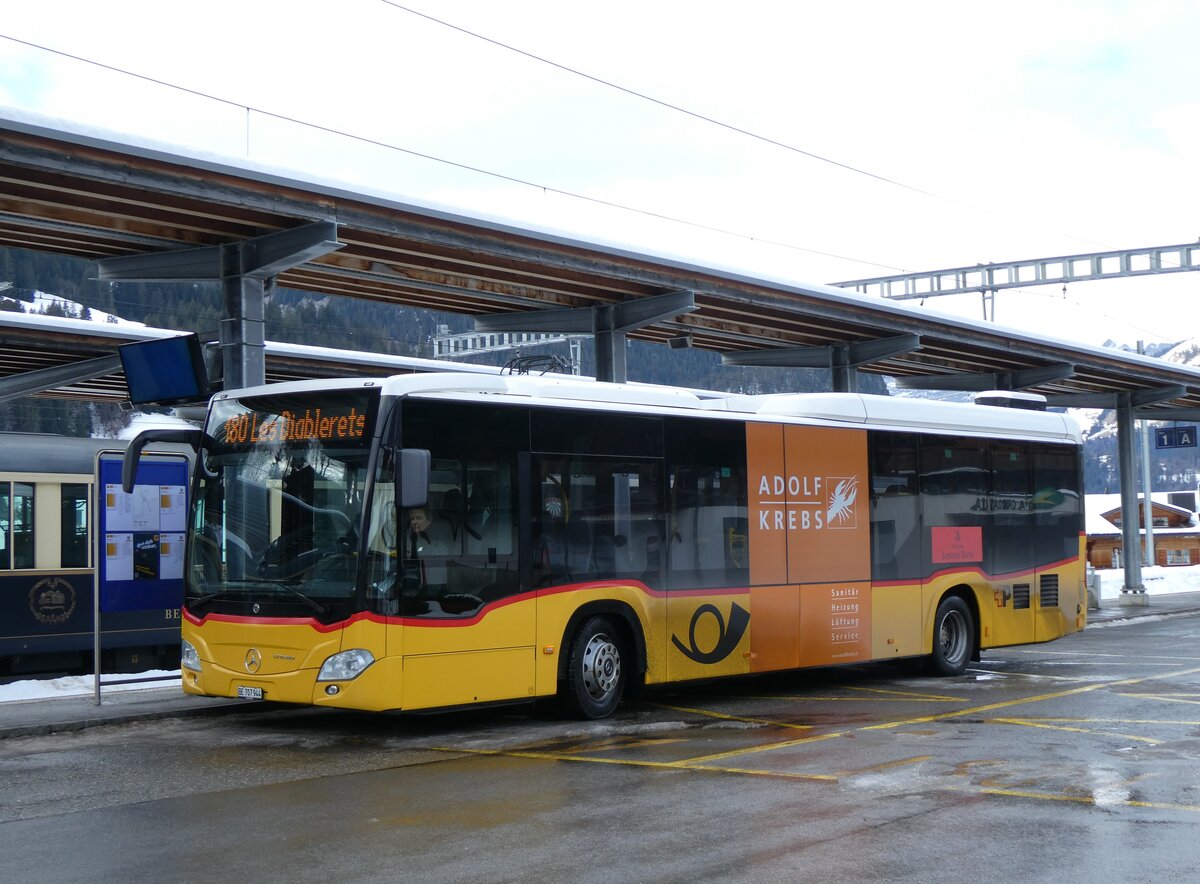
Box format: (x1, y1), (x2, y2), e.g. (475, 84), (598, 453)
(1155, 426), (1197, 449)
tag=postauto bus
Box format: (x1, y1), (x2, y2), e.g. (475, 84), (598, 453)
(137, 373), (1085, 719)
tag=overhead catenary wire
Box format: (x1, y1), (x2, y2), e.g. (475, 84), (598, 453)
(0, 28), (1181, 343)
(0, 32), (901, 274)
(378, 0), (1112, 252)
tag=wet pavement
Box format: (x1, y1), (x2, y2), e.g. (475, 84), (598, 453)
(5, 597), (1200, 882)
(2, 590), (1198, 740)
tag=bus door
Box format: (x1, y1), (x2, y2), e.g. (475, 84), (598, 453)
(1032, 444), (1082, 641)
(987, 441), (1036, 646)
(393, 402), (530, 710)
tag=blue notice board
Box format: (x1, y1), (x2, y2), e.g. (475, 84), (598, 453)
(96, 451), (190, 613)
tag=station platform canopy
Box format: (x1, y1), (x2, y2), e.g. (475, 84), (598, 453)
(1, 108), (1199, 417)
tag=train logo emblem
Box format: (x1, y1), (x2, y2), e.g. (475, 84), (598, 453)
(29, 577), (76, 624)
(244, 648), (262, 673)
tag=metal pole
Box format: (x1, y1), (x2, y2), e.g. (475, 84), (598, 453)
(1137, 342), (1156, 569)
(1116, 394), (1148, 605)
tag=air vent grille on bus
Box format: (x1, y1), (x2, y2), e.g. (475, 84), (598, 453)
(1040, 574), (1060, 608)
(1012, 584), (1031, 609)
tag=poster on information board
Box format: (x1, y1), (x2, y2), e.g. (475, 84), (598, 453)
(94, 451), (189, 613)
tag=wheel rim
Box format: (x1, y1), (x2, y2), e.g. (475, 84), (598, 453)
(581, 632), (621, 702)
(938, 609), (969, 666)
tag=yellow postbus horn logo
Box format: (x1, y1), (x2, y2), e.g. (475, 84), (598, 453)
(671, 602), (750, 664)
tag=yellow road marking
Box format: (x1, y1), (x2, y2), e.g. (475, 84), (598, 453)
(982, 787), (1200, 813)
(846, 686), (964, 702)
(435, 748), (1200, 813)
(970, 669), (1093, 682)
(677, 731), (849, 765)
(1001, 717), (1200, 726)
(540, 736), (688, 753)
(436, 746), (838, 781)
(653, 703), (812, 730)
(1115, 693), (1200, 706)
(989, 717), (1162, 745)
(864, 664), (1200, 731)
(756, 696), (957, 703)
(427, 664), (1200, 813)
(838, 755), (932, 777)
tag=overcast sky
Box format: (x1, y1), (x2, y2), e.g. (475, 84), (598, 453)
(1, 0), (1197, 347)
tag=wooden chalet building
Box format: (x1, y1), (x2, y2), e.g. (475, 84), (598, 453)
(1086, 492), (1200, 569)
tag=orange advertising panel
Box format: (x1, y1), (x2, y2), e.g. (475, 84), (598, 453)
(748, 584), (800, 672)
(746, 422), (788, 585)
(799, 581), (872, 666)
(747, 424), (870, 586)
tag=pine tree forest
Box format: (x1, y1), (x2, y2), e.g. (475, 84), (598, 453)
(1, 245), (1196, 493)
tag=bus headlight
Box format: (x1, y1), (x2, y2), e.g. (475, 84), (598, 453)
(317, 648), (375, 681)
(181, 638), (201, 672)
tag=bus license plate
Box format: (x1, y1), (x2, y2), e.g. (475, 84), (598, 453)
(236, 686), (264, 700)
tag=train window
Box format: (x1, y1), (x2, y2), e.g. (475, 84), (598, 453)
(0, 483), (8, 569)
(61, 483), (89, 568)
(11, 482), (34, 570)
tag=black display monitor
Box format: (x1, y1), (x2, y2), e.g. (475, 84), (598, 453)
(118, 333), (210, 406)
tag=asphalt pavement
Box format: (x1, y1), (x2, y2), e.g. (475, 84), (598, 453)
(3, 590), (1199, 740)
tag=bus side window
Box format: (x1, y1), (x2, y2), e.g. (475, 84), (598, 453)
(531, 456), (664, 589)
(919, 435), (987, 573)
(869, 431), (920, 580)
(664, 417), (747, 590)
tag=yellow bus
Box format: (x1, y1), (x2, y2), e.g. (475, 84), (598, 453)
(154, 373), (1084, 719)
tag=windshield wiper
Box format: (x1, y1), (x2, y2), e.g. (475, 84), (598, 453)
(189, 580), (328, 615)
(265, 582), (329, 615)
(187, 587), (249, 612)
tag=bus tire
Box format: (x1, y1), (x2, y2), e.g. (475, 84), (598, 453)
(562, 616), (626, 720)
(930, 596), (973, 676)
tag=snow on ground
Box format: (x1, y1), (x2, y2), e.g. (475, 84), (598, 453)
(0, 670), (181, 704)
(1097, 564), (1200, 599)
(3, 566), (1198, 704)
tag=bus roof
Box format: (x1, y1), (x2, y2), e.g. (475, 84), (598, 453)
(216, 373), (1083, 444)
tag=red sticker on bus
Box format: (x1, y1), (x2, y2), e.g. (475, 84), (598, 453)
(931, 526), (982, 564)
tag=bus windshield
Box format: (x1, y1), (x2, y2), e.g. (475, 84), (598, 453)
(187, 388), (380, 621)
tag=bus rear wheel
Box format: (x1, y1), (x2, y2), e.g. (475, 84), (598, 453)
(930, 596), (973, 676)
(562, 616), (626, 720)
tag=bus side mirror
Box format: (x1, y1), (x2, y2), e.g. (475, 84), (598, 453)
(122, 428), (204, 493)
(398, 448), (430, 509)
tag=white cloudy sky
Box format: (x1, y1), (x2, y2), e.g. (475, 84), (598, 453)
(1, 0), (1198, 347)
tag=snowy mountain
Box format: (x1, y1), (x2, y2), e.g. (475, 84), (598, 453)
(2, 288), (144, 327)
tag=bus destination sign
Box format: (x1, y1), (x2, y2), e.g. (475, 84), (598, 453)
(219, 406), (369, 446)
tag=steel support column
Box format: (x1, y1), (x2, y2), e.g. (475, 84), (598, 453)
(96, 221), (342, 393)
(221, 256), (267, 390)
(473, 290), (696, 384)
(1116, 394), (1148, 603)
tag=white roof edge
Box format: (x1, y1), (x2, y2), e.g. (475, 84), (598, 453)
(217, 377), (1080, 442)
(729, 392), (1080, 442)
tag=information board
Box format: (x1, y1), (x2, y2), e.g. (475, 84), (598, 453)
(95, 451), (190, 612)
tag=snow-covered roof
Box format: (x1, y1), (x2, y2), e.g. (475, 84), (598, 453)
(1085, 492), (1199, 536)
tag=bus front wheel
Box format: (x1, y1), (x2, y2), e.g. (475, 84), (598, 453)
(562, 616), (626, 719)
(930, 596), (973, 676)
